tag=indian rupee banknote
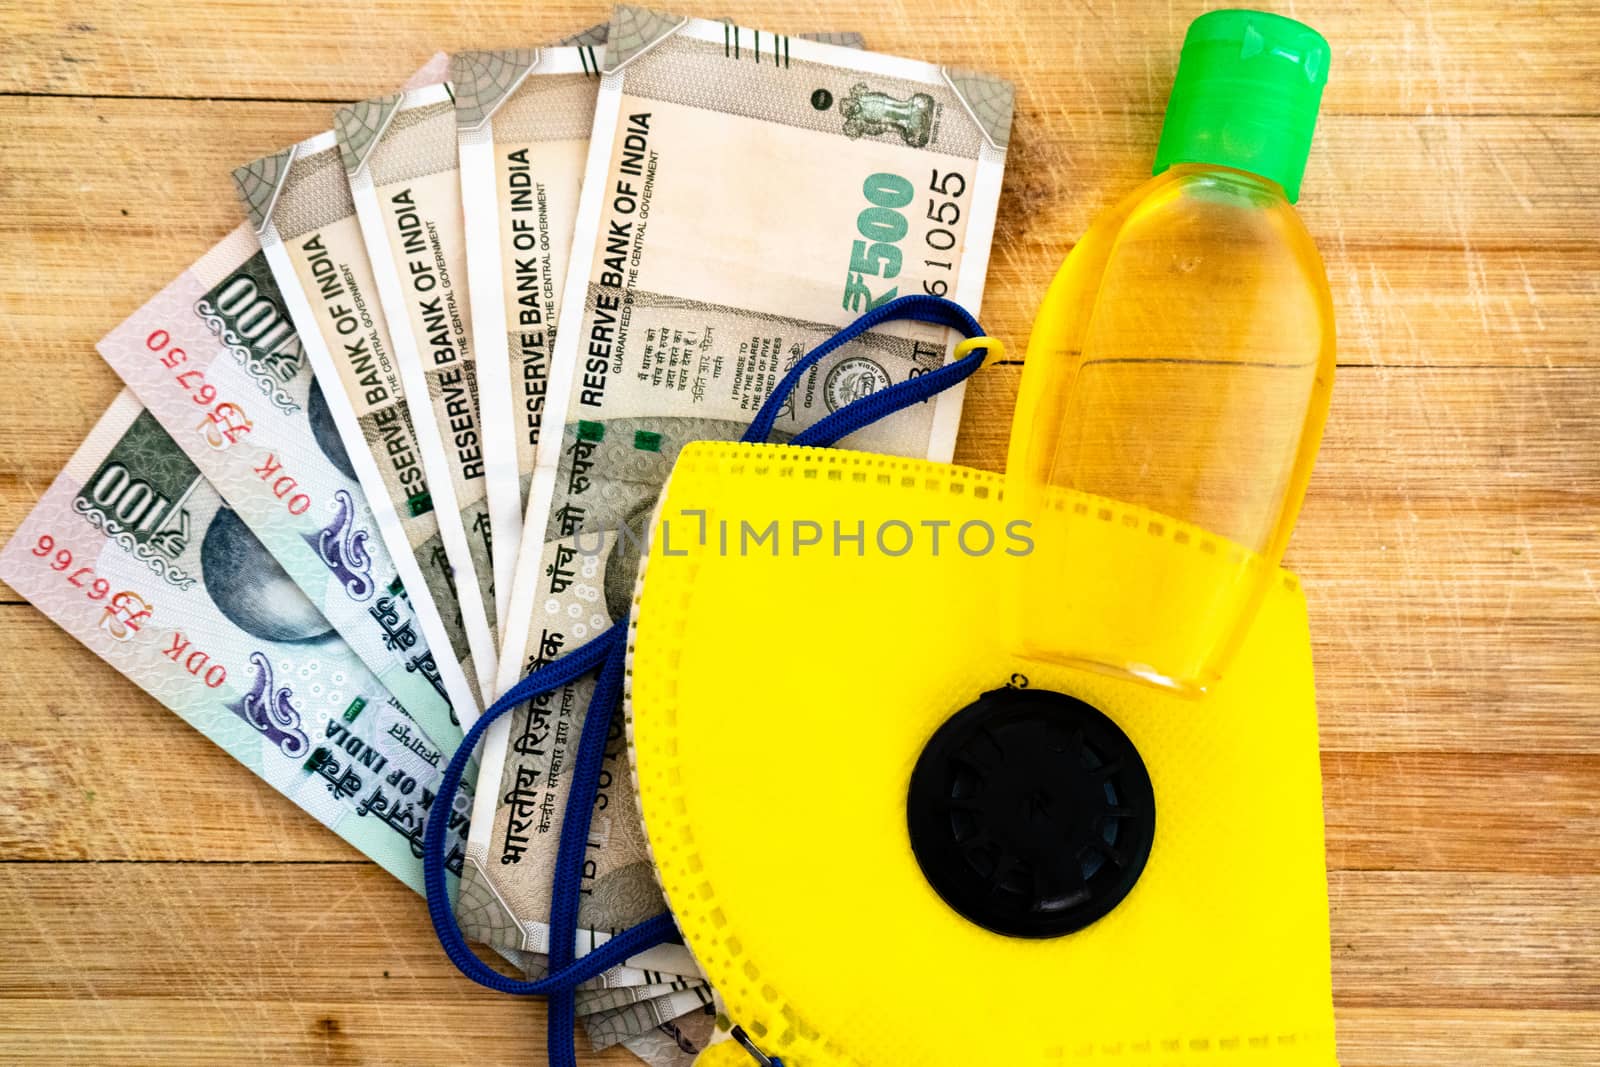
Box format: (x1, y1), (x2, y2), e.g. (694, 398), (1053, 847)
(454, 30), (864, 631)
(452, 528), (700, 978)
(337, 82), (500, 696)
(575, 975), (704, 1016)
(234, 135), (484, 723)
(96, 224), (466, 749)
(231, 46), (692, 984)
(0, 391), (471, 894)
(451, 41), (698, 973)
(622, 1009), (717, 1067)
(586, 985), (715, 1049)
(515, 945), (678, 992)
(468, 2), (1012, 986)
(454, 43), (602, 629)
(0, 389), (659, 992)
(0, 391), (652, 1004)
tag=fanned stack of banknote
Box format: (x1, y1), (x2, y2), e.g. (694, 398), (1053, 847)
(0, 7), (1011, 1062)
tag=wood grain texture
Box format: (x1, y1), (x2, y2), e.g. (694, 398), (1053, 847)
(7, 1), (1599, 112)
(0, 1), (1595, 1064)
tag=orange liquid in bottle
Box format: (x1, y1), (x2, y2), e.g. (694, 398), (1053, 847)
(1006, 12), (1335, 693)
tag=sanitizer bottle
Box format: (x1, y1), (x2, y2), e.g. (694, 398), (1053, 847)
(1007, 10), (1335, 694)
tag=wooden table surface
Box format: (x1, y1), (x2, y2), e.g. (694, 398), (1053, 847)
(1, 1), (1596, 1063)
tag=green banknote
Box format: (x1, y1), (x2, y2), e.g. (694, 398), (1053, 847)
(235, 136), (484, 723)
(585, 985), (715, 1049)
(96, 224), (466, 749)
(454, 43), (602, 629)
(0, 391), (471, 893)
(338, 82), (501, 694)
(453, 29), (863, 631)
(575, 976), (705, 1016)
(621, 1008), (717, 1067)
(0, 389), (658, 997)
(468, 4), (1011, 987)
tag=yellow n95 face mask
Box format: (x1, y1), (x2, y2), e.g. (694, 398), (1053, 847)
(422, 15), (1342, 1063)
(418, 291), (1336, 1067)
(626, 442), (1338, 1066)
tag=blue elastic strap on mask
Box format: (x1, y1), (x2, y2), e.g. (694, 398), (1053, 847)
(423, 295), (992, 1066)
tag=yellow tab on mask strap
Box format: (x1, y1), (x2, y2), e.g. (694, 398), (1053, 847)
(952, 334), (1006, 365)
(626, 442), (1338, 1066)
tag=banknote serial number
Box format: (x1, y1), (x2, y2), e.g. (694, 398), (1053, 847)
(842, 170), (967, 311)
(30, 533), (153, 637)
(144, 329), (255, 451)
(144, 330), (308, 516)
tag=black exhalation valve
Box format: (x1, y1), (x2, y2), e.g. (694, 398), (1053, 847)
(906, 686), (1156, 939)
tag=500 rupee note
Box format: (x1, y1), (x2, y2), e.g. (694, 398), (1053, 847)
(515, 942), (692, 994)
(454, 44), (603, 628)
(575, 975), (706, 1016)
(471, 3), (1011, 989)
(585, 986), (715, 1050)
(97, 224), (465, 750)
(454, 524), (697, 979)
(621, 1009), (717, 1067)
(451, 530), (700, 977)
(337, 82), (499, 696)
(454, 30), (864, 630)
(0, 392), (471, 893)
(455, 14), (877, 979)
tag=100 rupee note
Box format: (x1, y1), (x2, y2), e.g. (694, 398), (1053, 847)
(471, 4), (1012, 988)
(96, 224), (465, 750)
(0, 391), (472, 893)
(337, 82), (500, 696)
(0, 388), (655, 994)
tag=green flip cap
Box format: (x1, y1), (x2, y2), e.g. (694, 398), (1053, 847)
(1153, 9), (1330, 203)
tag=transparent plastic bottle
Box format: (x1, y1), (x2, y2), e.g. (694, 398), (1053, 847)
(1007, 10), (1335, 694)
